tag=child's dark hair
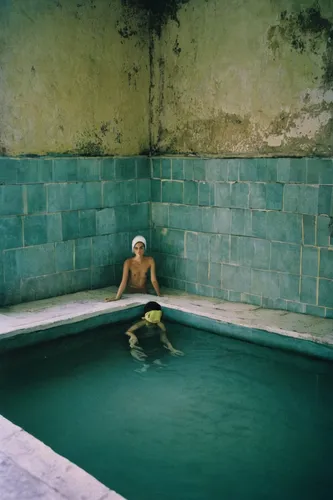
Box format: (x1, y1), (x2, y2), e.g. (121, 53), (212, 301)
(144, 301), (162, 314)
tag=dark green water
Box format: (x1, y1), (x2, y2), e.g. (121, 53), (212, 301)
(0, 322), (332, 500)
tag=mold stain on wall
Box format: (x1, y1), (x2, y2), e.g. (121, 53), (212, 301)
(158, 111), (261, 156)
(122, 0), (190, 37)
(74, 119), (123, 156)
(121, 0), (190, 151)
(268, 6), (333, 88)
(264, 4), (333, 155)
(149, 0), (333, 156)
(0, 0), (332, 157)
(268, 4), (333, 88)
(0, 0), (150, 156)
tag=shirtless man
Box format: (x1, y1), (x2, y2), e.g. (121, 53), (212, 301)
(105, 235), (161, 301)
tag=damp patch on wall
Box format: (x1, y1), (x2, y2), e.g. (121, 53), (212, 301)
(154, 111), (262, 156)
(121, 0), (190, 37)
(148, 0), (333, 156)
(267, 5), (333, 88)
(0, 0), (150, 156)
(264, 86), (333, 155)
(74, 120), (123, 156)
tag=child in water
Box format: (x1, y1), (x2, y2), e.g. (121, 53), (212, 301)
(126, 301), (184, 362)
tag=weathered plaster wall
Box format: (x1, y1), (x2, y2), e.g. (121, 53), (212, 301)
(2, 0), (331, 157)
(0, 0), (149, 156)
(150, 0), (333, 156)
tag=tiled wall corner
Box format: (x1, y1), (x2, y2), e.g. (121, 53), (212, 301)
(0, 156), (150, 305)
(2, 154), (332, 318)
(151, 157), (333, 318)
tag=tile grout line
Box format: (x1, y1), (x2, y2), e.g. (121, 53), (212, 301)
(316, 248), (320, 306)
(22, 213), (25, 248)
(299, 245), (302, 296)
(73, 238), (76, 270)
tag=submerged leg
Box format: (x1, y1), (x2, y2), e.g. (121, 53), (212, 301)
(135, 363), (150, 373)
(152, 359), (167, 367)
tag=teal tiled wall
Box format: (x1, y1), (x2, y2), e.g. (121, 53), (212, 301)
(151, 157), (333, 319)
(0, 157), (150, 305)
(2, 154), (333, 318)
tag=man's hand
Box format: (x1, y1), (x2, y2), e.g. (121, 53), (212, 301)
(130, 346), (147, 361)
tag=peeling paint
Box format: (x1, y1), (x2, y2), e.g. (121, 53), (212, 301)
(150, 0), (333, 156)
(300, 88), (333, 105)
(156, 111), (261, 155)
(267, 110), (331, 144)
(154, 103), (333, 157)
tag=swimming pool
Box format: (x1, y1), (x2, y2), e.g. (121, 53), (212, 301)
(0, 318), (332, 500)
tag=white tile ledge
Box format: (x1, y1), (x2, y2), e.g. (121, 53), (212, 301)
(0, 286), (332, 348)
(0, 416), (124, 500)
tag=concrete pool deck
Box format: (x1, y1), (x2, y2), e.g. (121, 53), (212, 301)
(0, 416), (124, 500)
(1, 287), (333, 499)
(1, 286), (333, 347)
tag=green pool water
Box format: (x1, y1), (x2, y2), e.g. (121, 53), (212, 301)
(0, 322), (332, 500)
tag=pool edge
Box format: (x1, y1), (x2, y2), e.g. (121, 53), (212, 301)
(163, 307), (333, 361)
(1, 293), (332, 500)
(1, 297), (332, 361)
(0, 415), (125, 500)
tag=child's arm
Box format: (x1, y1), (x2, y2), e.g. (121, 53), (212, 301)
(158, 322), (173, 350)
(158, 322), (184, 356)
(126, 320), (148, 361)
(126, 320), (146, 347)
